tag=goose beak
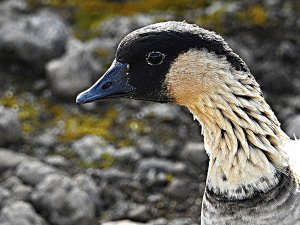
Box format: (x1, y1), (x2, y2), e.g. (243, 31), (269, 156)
(76, 60), (134, 105)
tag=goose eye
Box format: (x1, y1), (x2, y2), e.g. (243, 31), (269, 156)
(146, 51), (165, 65)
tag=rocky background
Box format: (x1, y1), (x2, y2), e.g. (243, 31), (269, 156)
(0, 0), (299, 224)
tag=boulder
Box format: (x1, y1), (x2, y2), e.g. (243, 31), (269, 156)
(31, 174), (95, 225)
(0, 201), (47, 225)
(0, 10), (69, 71)
(46, 38), (114, 98)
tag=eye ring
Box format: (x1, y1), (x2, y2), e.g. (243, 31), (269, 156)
(146, 51), (166, 65)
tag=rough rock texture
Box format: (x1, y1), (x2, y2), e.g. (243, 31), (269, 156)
(0, 201), (48, 225)
(31, 174), (96, 225)
(46, 38), (115, 98)
(0, 106), (22, 146)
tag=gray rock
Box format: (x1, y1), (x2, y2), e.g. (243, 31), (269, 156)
(113, 147), (141, 164)
(0, 0), (28, 24)
(140, 104), (179, 121)
(128, 205), (152, 222)
(137, 158), (186, 175)
(72, 135), (113, 162)
(0, 10), (69, 70)
(166, 178), (191, 199)
(148, 218), (196, 225)
(93, 168), (132, 184)
(99, 14), (156, 41)
(43, 155), (69, 168)
(16, 161), (57, 186)
(11, 184), (32, 202)
(0, 106), (22, 146)
(0, 149), (31, 173)
(102, 221), (145, 225)
(136, 137), (157, 156)
(0, 188), (11, 208)
(180, 142), (208, 170)
(286, 115), (300, 138)
(31, 174), (95, 225)
(46, 38), (114, 98)
(74, 174), (102, 209)
(0, 201), (47, 225)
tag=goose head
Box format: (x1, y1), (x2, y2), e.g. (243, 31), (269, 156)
(76, 21), (248, 107)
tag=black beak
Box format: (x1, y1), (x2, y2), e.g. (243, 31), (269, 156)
(76, 60), (134, 105)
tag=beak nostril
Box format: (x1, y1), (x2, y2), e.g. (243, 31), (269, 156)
(102, 81), (113, 90)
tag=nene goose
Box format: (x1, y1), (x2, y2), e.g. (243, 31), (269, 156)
(76, 21), (300, 225)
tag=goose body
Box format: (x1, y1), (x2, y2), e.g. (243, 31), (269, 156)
(76, 21), (300, 224)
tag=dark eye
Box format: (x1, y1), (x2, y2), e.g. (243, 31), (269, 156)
(146, 51), (165, 65)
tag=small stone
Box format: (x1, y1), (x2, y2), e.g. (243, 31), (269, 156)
(72, 135), (111, 162)
(16, 161), (57, 186)
(43, 155), (69, 167)
(0, 106), (22, 146)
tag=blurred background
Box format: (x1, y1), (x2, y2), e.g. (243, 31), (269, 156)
(0, 0), (299, 224)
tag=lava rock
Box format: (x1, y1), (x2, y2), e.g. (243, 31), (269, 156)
(0, 201), (48, 225)
(31, 174), (95, 225)
(46, 38), (114, 98)
(16, 161), (57, 186)
(0, 106), (22, 146)
(0, 10), (69, 71)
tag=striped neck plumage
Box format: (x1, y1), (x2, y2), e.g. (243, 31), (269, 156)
(165, 49), (290, 199)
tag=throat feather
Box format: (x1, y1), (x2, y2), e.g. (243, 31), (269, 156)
(189, 86), (289, 199)
(165, 49), (290, 199)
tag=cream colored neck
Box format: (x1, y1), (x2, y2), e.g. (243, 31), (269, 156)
(188, 80), (289, 199)
(165, 49), (290, 199)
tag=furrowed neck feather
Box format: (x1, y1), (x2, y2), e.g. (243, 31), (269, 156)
(165, 49), (290, 199)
